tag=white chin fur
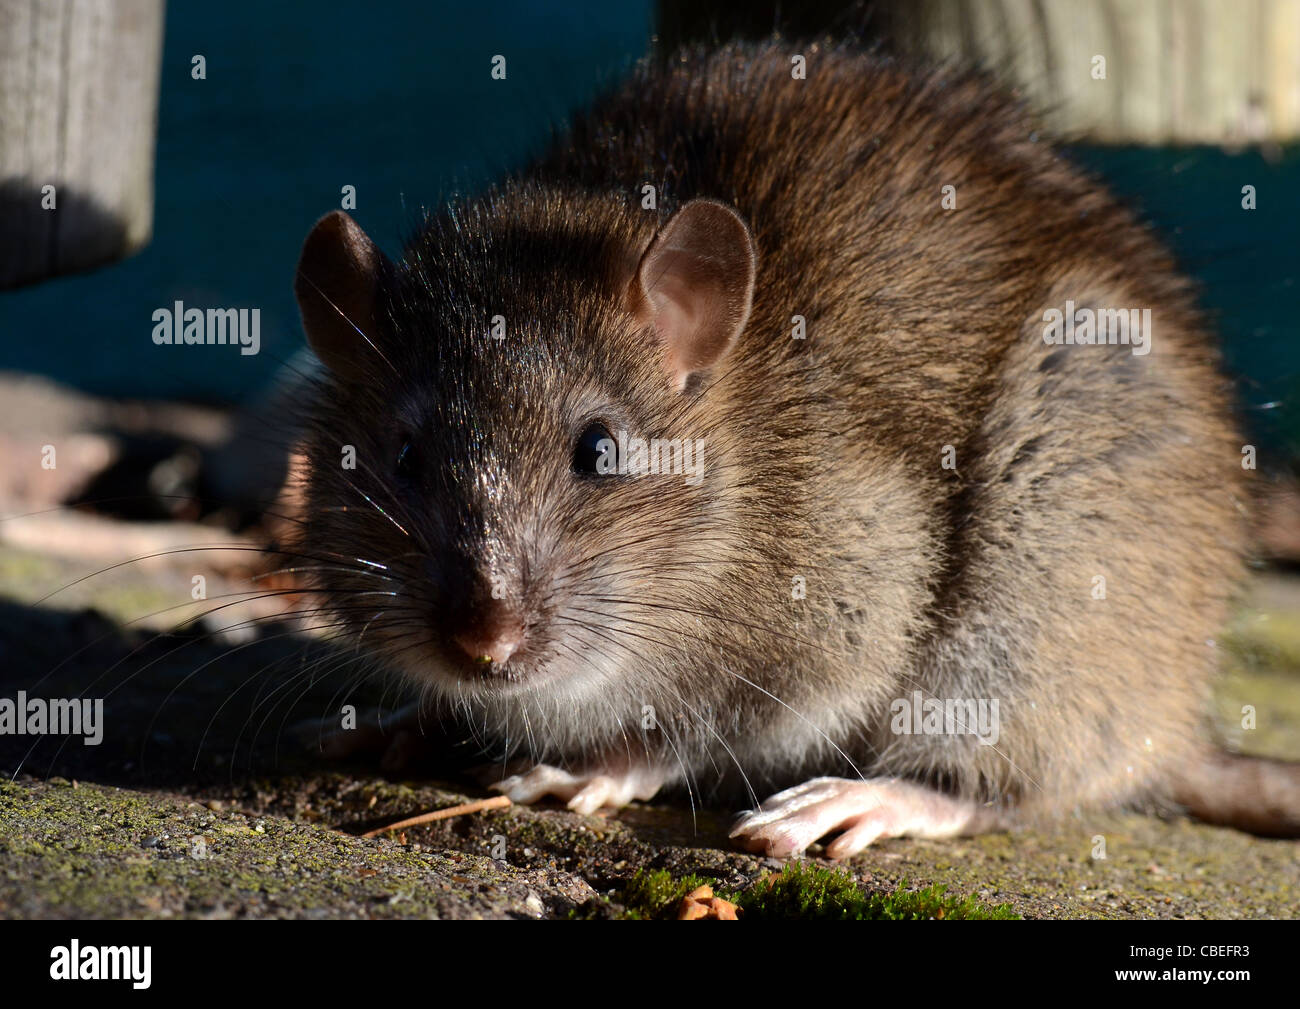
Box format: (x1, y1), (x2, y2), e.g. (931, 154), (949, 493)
(392, 642), (637, 757)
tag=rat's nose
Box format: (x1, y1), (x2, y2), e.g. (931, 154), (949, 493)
(453, 610), (524, 666)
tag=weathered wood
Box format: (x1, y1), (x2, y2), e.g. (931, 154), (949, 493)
(657, 0), (1300, 144)
(874, 0), (1300, 144)
(0, 0), (165, 288)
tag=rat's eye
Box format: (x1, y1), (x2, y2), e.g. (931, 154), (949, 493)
(395, 440), (419, 481)
(573, 421), (617, 476)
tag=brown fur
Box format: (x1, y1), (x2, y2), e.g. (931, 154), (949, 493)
(295, 41), (1265, 827)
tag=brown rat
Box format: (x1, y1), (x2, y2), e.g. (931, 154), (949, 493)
(290, 40), (1300, 856)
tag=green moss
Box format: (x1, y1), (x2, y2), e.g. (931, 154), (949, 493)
(604, 862), (1019, 920)
(620, 867), (719, 919)
(0, 551), (59, 587)
(1222, 611), (1300, 674)
(736, 862), (1018, 920)
(0, 780), (560, 919)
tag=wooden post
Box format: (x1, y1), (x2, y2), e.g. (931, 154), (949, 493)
(0, 0), (166, 288)
(872, 0), (1300, 145)
(657, 0), (1300, 145)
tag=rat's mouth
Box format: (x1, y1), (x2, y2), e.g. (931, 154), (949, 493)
(355, 597), (589, 696)
(380, 633), (549, 695)
(366, 616), (611, 707)
(439, 639), (533, 685)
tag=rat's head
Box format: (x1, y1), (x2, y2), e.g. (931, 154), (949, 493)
(292, 193), (757, 719)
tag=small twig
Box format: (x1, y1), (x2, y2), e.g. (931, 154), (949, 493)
(360, 795), (513, 838)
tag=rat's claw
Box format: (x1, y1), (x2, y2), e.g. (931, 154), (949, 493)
(488, 763), (665, 813)
(569, 777), (616, 815)
(730, 777), (981, 859)
(491, 765), (587, 804)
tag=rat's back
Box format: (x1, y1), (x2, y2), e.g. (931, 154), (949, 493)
(534, 42), (1261, 838)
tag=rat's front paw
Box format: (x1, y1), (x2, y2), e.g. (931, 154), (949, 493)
(730, 777), (982, 859)
(487, 763), (665, 815)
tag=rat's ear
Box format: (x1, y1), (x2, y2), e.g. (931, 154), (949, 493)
(295, 211), (388, 380)
(629, 199), (756, 391)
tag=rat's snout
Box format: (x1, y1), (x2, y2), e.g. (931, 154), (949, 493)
(426, 551), (530, 671)
(452, 604), (525, 666)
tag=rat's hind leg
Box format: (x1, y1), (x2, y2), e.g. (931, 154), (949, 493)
(488, 762), (668, 815)
(730, 777), (1000, 859)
